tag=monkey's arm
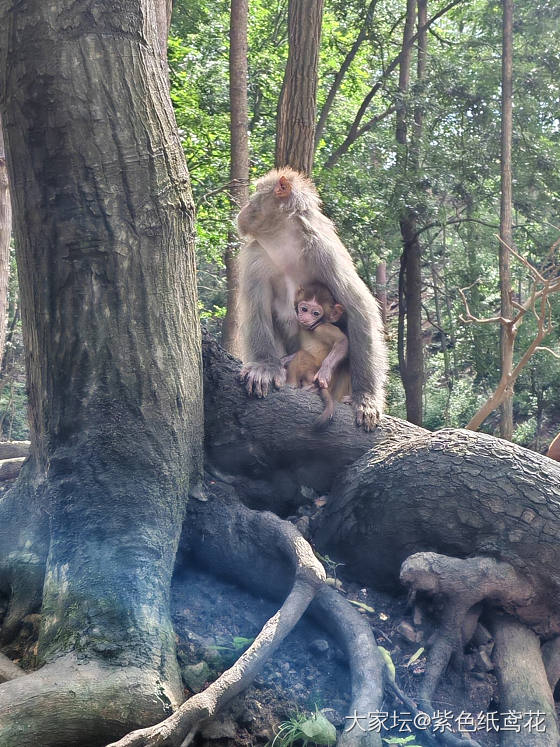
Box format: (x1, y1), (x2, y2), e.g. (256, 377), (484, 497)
(239, 241), (287, 397)
(314, 334), (348, 390)
(315, 256), (387, 429)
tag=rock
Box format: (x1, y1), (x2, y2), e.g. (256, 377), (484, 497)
(397, 621), (419, 643)
(309, 638), (330, 656)
(182, 661), (211, 693)
(321, 707), (345, 727)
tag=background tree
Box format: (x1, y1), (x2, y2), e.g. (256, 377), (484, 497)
(222, 0), (250, 357)
(499, 0), (514, 440)
(276, 0), (324, 174)
(0, 117), (10, 369)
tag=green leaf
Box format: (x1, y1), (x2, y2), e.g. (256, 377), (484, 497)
(407, 647), (425, 667)
(299, 712), (337, 744)
(348, 600), (375, 614)
(378, 646), (396, 684)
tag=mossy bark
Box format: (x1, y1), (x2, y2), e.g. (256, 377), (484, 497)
(0, 0), (202, 741)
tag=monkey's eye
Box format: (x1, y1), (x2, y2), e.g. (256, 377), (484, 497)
(300, 306), (308, 313)
(313, 311), (320, 317)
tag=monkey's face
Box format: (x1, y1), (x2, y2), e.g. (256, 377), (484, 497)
(297, 298), (325, 329)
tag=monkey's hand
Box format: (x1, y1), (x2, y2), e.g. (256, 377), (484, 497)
(353, 393), (383, 431)
(313, 363), (334, 390)
(240, 361), (286, 398)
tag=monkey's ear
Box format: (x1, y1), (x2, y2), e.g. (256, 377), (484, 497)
(330, 303), (345, 323)
(274, 175), (292, 198)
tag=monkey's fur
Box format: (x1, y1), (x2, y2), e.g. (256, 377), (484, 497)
(237, 168), (387, 430)
(287, 283), (350, 429)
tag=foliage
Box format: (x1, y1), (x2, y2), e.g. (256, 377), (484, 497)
(270, 708), (337, 747)
(169, 0), (560, 443)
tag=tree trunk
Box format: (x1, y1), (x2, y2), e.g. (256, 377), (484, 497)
(276, 0), (324, 175)
(0, 116), (11, 369)
(499, 0), (514, 440)
(155, 0), (173, 65)
(375, 261), (387, 327)
(396, 0), (424, 426)
(0, 0), (203, 743)
(222, 0), (249, 357)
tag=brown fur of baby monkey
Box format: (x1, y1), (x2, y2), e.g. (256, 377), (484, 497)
(237, 168), (387, 431)
(287, 283), (350, 429)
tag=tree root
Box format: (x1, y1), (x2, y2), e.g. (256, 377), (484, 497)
(541, 636), (560, 693)
(0, 652), (23, 682)
(400, 552), (560, 745)
(490, 614), (559, 746)
(106, 501), (326, 746)
(312, 586), (384, 747)
(400, 552), (535, 711)
(0, 653), (177, 746)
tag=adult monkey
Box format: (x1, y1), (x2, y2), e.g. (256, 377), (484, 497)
(237, 168), (387, 430)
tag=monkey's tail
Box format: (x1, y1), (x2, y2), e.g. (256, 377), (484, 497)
(314, 387), (334, 430)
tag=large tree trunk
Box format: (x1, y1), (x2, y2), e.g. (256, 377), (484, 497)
(499, 0), (514, 440)
(275, 0), (324, 175)
(222, 0), (249, 357)
(0, 1), (202, 743)
(0, 116), (10, 370)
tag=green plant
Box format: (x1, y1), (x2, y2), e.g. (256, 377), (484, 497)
(271, 708), (336, 747)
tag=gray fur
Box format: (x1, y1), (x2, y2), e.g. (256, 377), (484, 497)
(237, 168), (388, 428)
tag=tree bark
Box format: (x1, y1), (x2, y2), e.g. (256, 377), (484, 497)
(499, 0), (514, 440)
(0, 116), (11, 370)
(0, 0), (202, 742)
(376, 261), (387, 327)
(276, 0), (324, 175)
(222, 0), (249, 357)
(396, 0), (424, 426)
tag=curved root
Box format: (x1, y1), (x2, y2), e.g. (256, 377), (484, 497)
(490, 614), (559, 746)
(541, 636), (560, 692)
(313, 586), (385, 747)
(0, 652), (24, 683)
(400, 552), (535, 710)
(106, 501), (325, 747)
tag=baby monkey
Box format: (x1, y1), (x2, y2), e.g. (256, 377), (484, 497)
(287, 282), (351, 428)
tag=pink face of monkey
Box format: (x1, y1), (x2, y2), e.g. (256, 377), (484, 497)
(297, 297), (325, 329)
(296, 295), (344, 329)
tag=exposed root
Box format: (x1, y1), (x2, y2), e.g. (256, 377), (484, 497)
(312, 586), (384, 747)
(106, 500), (326, 747)
(400, 552), (535, 711)
(541, 636), (560, 692)
(0, 652), (24, 682)
(0, 653), (177, 746)
(490, 613), (559, 746)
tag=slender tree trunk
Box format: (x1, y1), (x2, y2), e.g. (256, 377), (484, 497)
(276, 0), (324, 175)
(0, 116), (11, 370)
(397, 0), (423, 426)
(499, 0), (514, 440)
(222, 0), (249, 357)
(375, 261), (387, 327)
(0, 1), (203, 741)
